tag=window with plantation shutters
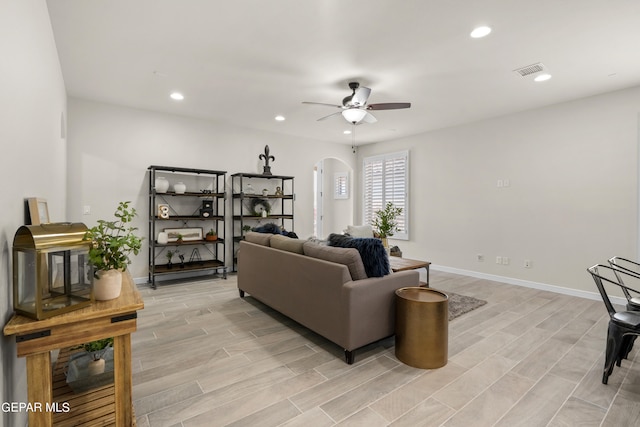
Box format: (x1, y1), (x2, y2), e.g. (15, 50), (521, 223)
(363, 151), (409, 240)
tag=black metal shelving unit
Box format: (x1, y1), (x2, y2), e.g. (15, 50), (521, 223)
(231, 172), (294, 270)
(148, 165), (227, 288)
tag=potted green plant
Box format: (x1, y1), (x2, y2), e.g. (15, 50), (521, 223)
(72, 337), (113, 375)
(84, 201), (143, 301)
(372, 202), (403, 248)
(166, 250), (175, 269)
(205, 229), (218, 241)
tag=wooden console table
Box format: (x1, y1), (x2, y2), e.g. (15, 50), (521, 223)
(389, 257), (431, 286)
(3, 273), (143, 427)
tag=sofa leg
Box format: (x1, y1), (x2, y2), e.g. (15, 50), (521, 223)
(239, 289), (245, 298)
(345, 350), (354, 365)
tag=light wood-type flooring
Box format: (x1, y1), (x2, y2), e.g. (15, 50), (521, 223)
(131, 270), (640, 426)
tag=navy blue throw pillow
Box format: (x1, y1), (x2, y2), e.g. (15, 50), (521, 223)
(328, 233), (390, 277)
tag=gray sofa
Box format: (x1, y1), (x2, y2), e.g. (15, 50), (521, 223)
(237, 232), (419, 363)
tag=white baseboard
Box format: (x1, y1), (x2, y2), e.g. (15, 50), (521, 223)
(132, 269), (223, 286)
(430, 264), (627, 307)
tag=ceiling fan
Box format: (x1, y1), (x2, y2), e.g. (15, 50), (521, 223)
(302, 82), (411, 125)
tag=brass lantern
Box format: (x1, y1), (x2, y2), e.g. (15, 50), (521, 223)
(12, 222), (94, 320)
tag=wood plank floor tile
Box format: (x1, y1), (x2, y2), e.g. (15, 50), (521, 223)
(493, 373), (578, 427)
(388, 398), (455, 427)
(369, 361), (467, 422)
(442, 372), (535, 427)
(547, 396), (606, 427)
(130, 272), (640, 426)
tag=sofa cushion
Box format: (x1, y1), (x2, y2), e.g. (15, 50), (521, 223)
(345, 225), (374, 238)
(327, 233), (390, 277)
(270, 234), (304, 254)
(245, 231), (272, 246)
(303, 242), (368, 281)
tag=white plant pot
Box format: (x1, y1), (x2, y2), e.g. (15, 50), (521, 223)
(93, 269), (123, 301)
(87, 358), (106, 376)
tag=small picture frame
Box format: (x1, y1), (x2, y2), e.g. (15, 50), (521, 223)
(164, 227), (203, 242)
(27, 198), (50, 225)
(334, 172), (349, 199)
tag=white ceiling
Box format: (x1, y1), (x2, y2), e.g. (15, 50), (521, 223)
(46, 0), (640, 145)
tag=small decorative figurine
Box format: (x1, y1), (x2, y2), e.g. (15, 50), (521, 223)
(275, 186), (283, 196)
(259, 145), (275, 175)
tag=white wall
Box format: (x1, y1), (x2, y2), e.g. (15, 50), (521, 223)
(66, 98), (356, 280)
(358, 86), (640, 296)
(0, 1), (68, 425)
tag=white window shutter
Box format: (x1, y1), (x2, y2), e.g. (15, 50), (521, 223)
(363, 151), (409, 240)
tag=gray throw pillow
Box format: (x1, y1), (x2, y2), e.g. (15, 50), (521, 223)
(303, 242), (368, 281)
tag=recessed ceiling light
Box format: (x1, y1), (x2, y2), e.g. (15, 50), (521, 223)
(343, 130), (352, 135)
(170, 92), (184, 101)
(534, 73), (552, 82)
(470, 26), (492, 38)
(275, 115), (285, 121)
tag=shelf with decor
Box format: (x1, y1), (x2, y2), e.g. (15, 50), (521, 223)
(231, 172), (294, 270)
(148, 165), (227, 288)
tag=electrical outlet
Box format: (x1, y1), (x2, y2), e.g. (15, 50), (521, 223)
(524, 259), (532, 268)
(502, 257), (510, 265)
(83, 205), (91, 215)
(496, 256), (502, 264)
(477, 254), (484, 262)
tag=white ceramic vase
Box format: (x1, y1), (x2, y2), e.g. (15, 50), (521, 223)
(157, 232), (169, 244)
(174, 182), (186, 194)
(155, 176), (169, 193)
(93, 269), (122, 301)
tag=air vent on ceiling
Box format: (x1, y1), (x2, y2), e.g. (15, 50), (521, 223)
(513, 63), (546, 77)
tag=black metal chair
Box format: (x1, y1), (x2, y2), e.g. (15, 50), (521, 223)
(608, 256), (640, 311)
(587, 264), (640, 384)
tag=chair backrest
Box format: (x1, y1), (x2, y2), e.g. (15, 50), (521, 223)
(608, 256), (640, 300)
(587, 264), (640, 316)
(588, 265), (619, 316)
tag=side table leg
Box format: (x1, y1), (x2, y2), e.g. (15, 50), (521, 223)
(426, 265), (430, 287)
(114, 334), (133, 426)
(27, 351), (53, 427)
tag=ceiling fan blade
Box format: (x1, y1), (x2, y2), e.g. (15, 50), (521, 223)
(366, 102), (411, 110)
(363, 111), (377, 123)
(351, 87), (371, 106)
(317, 111), (342, 121)
(302, 101), (343, 109)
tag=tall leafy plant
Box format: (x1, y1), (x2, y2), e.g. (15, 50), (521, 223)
(84, 201), (143, 278)
(372, 202), (403, 238)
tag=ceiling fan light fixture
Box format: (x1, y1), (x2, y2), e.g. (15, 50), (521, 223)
(342, 109), (367, 124)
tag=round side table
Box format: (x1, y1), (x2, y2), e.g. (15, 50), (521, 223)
(395, 287), (448, 369)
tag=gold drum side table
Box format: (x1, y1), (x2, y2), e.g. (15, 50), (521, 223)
(395, 287), (448, 369)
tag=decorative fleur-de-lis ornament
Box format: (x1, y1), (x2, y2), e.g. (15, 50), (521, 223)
(259, 145), (275, 175)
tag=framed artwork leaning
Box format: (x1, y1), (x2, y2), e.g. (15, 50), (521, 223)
(164, 227), (203, 242)
(26, 198), (50, 225)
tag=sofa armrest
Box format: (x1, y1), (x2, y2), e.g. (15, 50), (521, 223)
(341, 270), (420, 350)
